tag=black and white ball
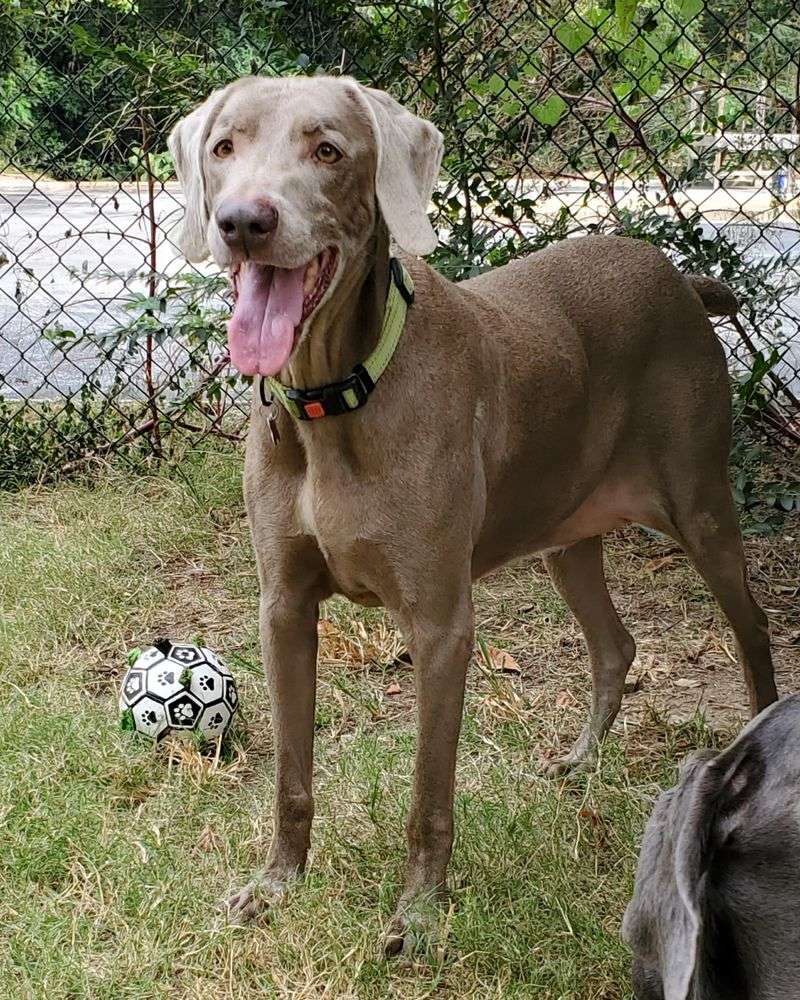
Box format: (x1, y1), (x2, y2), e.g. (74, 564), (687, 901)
(119, 640), (239, 741)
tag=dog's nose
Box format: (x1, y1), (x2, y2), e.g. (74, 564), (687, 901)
(215, 198), (279, 250)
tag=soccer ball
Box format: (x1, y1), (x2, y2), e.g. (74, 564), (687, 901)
(119, 639), (239, 741)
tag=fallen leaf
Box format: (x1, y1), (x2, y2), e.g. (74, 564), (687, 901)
(645, 555), (676, 574)
(195, 825), (221, 853)
(556, 689), (578, 708)
(486, 645), (521, 674)
(385, 681), (401, 696)
(674, 677), (703, 689)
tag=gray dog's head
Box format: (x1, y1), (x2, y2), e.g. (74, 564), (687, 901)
(167, 76), (442, 376)
(623, 694), (800, 1000)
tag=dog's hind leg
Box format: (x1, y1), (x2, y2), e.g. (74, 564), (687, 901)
(543, 536), (636, 777)
(660, 485), (777, 715)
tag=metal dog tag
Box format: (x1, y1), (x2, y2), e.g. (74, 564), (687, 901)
(268, 411), (280, 446)
(259, 378), (280, 446)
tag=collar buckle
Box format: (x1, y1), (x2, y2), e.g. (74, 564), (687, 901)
(286, 363), (376, 420)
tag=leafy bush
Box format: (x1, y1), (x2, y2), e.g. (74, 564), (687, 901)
(0, 386), (144, 488)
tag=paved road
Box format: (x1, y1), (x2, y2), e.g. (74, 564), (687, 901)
(1, 177), (798, 399)
(0, 177), (218, 400)
(698, 218), (800, 392)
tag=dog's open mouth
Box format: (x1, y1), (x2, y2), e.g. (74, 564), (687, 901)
(227, 247), (338, 376)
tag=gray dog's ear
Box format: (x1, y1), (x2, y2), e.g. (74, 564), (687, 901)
(351, 84), (443, 256)
(622, 756), (713, 1000)
(623, 745), (765, 1000)
(167, 89), (228, 262)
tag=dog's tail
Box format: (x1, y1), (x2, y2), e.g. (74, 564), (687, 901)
(686, 274), (739, 316)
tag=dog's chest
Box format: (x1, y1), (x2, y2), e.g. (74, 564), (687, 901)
(296, 475), (393, 605)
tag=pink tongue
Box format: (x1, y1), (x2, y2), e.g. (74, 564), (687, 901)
(227, 262), (306, 376)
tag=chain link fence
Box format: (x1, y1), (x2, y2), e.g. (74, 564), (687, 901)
(1, 0), (799, 486)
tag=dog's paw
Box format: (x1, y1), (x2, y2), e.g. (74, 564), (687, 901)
(221, 872), (290, 925)
(382, 896), (440, 960)
(382, 916), (409, 958)
(544, 753), (594, 779)
(382, 913), (425, 960)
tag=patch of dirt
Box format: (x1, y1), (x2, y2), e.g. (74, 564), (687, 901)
(85, 516), (799, 764)
(472, 526), (800, 756)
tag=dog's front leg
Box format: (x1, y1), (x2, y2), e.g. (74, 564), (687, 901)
(224, 586), (321, 923)
(384, 592), (474, 957)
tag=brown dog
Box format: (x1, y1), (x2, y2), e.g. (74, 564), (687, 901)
(168, 75), (777, 954)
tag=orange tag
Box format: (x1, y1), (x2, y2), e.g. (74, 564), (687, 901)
(304, 401), (325, 419)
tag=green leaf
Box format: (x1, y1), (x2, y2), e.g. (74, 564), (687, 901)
(501, 99), (522, 118)
(532, 94), (568, 126)
(554, 21), (593, 54)
(615, 0), (640, 33)
(677, 0), (703, 20)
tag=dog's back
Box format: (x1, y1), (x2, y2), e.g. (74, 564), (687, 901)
(462, 234), (730, 382)
(464, 233), (735, 488)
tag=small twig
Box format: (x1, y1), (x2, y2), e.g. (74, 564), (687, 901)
(758, 407), (800, 447)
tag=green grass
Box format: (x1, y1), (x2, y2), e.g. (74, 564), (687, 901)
(2, 445), (794, 999)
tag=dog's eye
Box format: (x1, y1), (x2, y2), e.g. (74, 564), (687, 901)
(213, 139), (234, 158)
(315, 141), (342, 164)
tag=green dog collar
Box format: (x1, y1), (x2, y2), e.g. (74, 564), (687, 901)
(262, 257), (414, 421)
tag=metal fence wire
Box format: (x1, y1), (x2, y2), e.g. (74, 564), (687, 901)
(1, 0), (799, 485)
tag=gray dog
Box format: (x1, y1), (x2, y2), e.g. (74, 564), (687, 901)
(168, 75), (777, 953)
(624, 694), (800, 1000)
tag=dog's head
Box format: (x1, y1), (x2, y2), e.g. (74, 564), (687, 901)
(623, 695), (800, 1000)
(167, 76), (443, 376)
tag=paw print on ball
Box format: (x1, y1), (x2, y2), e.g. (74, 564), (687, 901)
(224, 676), (238, 709)
(136, 647), (164, 668)
(121, 669), (145, 704)
(169, 645), (203, 666)
(198, 702), (232, 738)
(132, 697), (167, 738)
(190, 668), (220, 701)
(146, 662), (182, 699)
(165, 692), (203, 728)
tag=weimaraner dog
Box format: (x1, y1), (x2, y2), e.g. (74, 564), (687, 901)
(168, 75), (777, 953)
(624, 694), (800, 1000)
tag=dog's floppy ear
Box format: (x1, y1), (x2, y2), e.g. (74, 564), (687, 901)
(622, 755), (713, 1000)
(623, 744), (766, 1000)
(167, 88), (228, 262)
(351, 83), (443, 256)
